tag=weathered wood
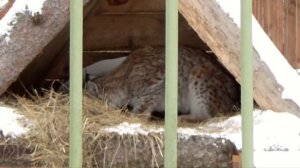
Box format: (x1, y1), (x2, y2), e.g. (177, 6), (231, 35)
(253, 0), (300, 68)
(0, 0), (96, 95)
(178, 0), (300, 116)
(93, 0), (165, 13)
(83, 14), (205, 50)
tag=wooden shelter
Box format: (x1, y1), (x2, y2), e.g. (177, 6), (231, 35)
(0, 0), (300, 116)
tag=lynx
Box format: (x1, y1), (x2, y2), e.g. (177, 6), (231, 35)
(86, 46), (239, 121)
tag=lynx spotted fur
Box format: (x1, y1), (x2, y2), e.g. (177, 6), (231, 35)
(87, 46), (239, 121)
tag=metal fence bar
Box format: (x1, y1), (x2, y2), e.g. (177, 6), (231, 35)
(164, 0), (178, 167)
(241, 0), (254, 167)
(69, 0), (83, 167)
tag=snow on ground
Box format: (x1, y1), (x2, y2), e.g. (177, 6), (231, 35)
(0, 0), (46, 41)
(206, 109), (300, 151)
(216, 0), (300, 110)
(106, 110), (300, 151)
(0, 106), (28, 137)
(0, 0), (9, 9)
(105, 122), (164, 135)
(106, 110), (300, 167)
(1, 104), (300, 167)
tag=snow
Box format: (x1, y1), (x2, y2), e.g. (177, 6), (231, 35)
(254, 151), (300, 168)
(105, 110), (300, 152)
(297, 69), (300, 75)
(0, 0), (9, 9)
(0, 106), (28, 137)
(206, 110), (300, 151)
(0, 0), (46, 41)
(216, 0), (300, 109)
(105, 122), (163, 135)
(0, 105), (299, 167)
(104, 110), (300, 167)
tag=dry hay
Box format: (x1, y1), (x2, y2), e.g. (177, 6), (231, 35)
(0, 89), (236, 167)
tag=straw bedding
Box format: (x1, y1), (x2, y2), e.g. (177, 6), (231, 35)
(0, 89), (237, 167)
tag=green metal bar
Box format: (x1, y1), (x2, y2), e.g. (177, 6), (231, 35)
(69, 0), (83, 167)
(164, 0), (178, 167)
(241, 0), (254, 167)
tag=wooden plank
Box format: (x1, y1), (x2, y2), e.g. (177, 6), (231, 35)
(178, 0), (300, 116)
(5, 0), (98, 94)
(0, 0), (77, 95)
(266, 0), (271, 33)
(253, 0), (258, 19)
(277, 0), (285, 55)
(83, 14), (206, 50)
(232, 154), (241, 168)
(286, 0), (297, 67)
(260, 0), (268, 31)
(258, 0), (263, 24)
(268, 1), (277, 52)
(92, 0), (164, 14)
(296, 0), (300, 68)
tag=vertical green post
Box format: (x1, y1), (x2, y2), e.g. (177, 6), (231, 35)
(164, 0), (178, 167)
(241, 0), (253, 167)
(69, 0), (83, 167)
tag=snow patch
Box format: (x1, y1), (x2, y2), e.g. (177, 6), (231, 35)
(0, 106), (28, 137)
(105, 122), (163, 135)
(216, 0), (300, 109)
(296, 69), (300, 75)
(102, 110), (300, 166)
(215, 0), (241, 27)
(207, 109), (300, 151)
(177, 128), (200, 140)
(104, 110), (300, 152)
(0, 0), (9, 9)
(207, 109), (300, 167)
(105, 123), (210, 140)
(0, 0), (46, 41)
(254, 151), (300, 168)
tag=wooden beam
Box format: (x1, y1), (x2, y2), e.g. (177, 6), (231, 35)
(178, 0), (300, 116)
(0, 0), (95, 95)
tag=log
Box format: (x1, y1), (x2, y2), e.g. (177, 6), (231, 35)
(0, 133), (237, 167)
(0, 0), (96, 95)
(178, 0), (300, 116)
(85, 133), (237, 168)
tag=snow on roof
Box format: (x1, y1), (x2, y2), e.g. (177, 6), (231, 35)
(216, 0), (300, 109)
(0, 0), (46, 41)
(0, 0), (9, 9)
(0, 106), (28, 137)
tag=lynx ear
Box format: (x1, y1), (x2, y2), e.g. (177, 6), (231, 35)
(85, 81), (99, 97)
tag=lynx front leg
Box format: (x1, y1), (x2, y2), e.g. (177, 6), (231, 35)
(179, 64), (217, 122)
(130, 95), (161, 114)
